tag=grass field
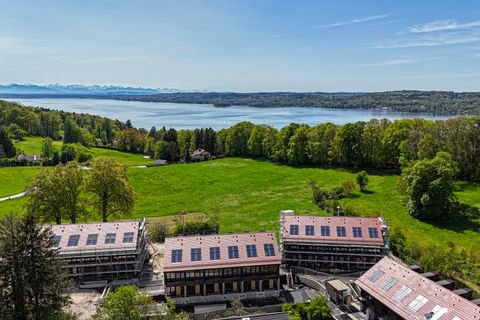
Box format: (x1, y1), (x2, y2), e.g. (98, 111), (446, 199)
(127, 158), (480, 255)
(13, 136), (153, 166)
(0, 167), (42, 197)
(2, 153), (479, 256)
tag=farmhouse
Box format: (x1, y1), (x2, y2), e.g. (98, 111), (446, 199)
(16, 154), (42, 162)
(190, 148), (211, 161)
(163, 232), (282, 305)
(280, 211), (389, 273)
(48, 218), (148, 284)
(355, 256), (480, 320)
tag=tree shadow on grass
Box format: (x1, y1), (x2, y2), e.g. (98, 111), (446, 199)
(421, 205), (480, 233)
(360, 190), (375, 195)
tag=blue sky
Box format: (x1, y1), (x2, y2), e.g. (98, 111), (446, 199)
(0, 0), (479, 91)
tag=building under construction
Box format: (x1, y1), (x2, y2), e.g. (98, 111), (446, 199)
(48, 218), (148, 283)
(280, 210), (389, 273)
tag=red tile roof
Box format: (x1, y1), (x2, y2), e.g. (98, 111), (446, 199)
(281, 215), (385, 246)
(48, 220), (141, 253)
(164, 232), (281, 272)
(356, 257), (480, 320)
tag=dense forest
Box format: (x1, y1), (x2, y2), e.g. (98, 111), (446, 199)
(2, 90), (480, 115)
(2, 99), (480, 181)
(113, 90), (480, 115)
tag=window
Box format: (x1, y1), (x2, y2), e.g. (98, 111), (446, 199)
(228, 246), (239, 259)
(290, 224), (299, 235)
(408, 295), (429, 311)
(380, 277), (398, 292)
(264, 244), (275, 256)
(352, 227), (363, 238)
(210, 247), (220, 260)
(246, 244), (257, 257)
(368, 227), (379, 238)
(191, 248), (202, 261)
(367, 270), (385, 283)
(52, 235), (61, 247)
(394, 285), (412, 301)
(336, 226), (346, 237)
(105, 233), (116, 244)
(123, 232), (134, 243)
(321, 226), (330, 236)
(305, 225), (315, 236)
(171, 249), (182, 263)
(67, 235), (80, 247)
(86, 234), (98, 246)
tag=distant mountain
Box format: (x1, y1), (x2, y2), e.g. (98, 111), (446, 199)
(0, 83), (198, 95)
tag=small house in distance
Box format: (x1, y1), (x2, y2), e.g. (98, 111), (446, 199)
(190, 148), (211, 161)
(16, 154), (42, 162)
(153, 159), (168, 166)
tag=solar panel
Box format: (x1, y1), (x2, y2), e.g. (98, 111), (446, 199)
(380, 276), (398, 292)
(210, 247), (220, 260)
(290, 224), (299, 235)
(305, 225), (315, 236)
(367, 270), (385, 283)
(191, 248), (202, 261)
(337, 226), (346, 237)
(105, 233), (116, 244)
(393, 285), (412, 301)
(228, 246), (239, 259)
(352, 227), (363, 238)
(123, 232), (134, 243)
(246, 244), (257, 257)
(86, 234), (98, 246)
(172, 249), (182, 263)
(52, 235), (61, 247)
(264, 243), (275, 256)
(408, 295), (429, 312)
(368, 227), (379, 238)
(321, 226), (330, 236)
(67, 235), (80, 247)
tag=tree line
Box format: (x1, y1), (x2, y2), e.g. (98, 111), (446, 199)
(113, 90), (480, 115)
(0, 100), (124, 147)
(112, 116), (480, 181)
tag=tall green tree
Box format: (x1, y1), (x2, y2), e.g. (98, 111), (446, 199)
(283, 296), (331, 320)
(41, 137), (54, 159)
(287, 125), (309, 165)
(86, 157), (135, 222)
(0, 127), (16, 158)
(27, 162), (85, 224)
(0, 213), (71, 320)
(406, 152), (458, 219)
(154, 140), (169, 160)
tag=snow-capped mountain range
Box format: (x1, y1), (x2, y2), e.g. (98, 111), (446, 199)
(0, 84), (199, 95)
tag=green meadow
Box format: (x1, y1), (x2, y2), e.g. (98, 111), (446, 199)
(2, 151), (480, 257)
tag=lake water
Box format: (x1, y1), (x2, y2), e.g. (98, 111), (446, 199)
(7, 98), (452, 130)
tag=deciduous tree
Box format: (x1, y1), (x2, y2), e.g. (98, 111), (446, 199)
(86, 157), (135, 222)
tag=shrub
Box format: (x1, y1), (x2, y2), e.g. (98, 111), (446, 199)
(356, 170), (369, 192)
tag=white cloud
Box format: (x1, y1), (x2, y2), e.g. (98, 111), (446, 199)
(375, 30), (480, 48)
(47, 55), (147, 65)
(273, 13), (389, 37)
(358, 56), (442, 67)
(311, 14), (390, 29)
(409, 19), (480, 33)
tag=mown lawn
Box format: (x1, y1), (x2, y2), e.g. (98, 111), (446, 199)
(13, 136), (153, 166)
(14, 136), (62, 154)
(0, 167), (43, 197)
(1, 157), (479, 257)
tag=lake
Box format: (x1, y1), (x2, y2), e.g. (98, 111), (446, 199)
(6, 98), (452, 130)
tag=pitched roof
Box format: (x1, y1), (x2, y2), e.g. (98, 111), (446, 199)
(191, 148), (209, 156)
(47, 220), (143, 254)
(281, 215), (385, 246)
(356, 257), (480, 320)
(163, 232), (281, 272)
